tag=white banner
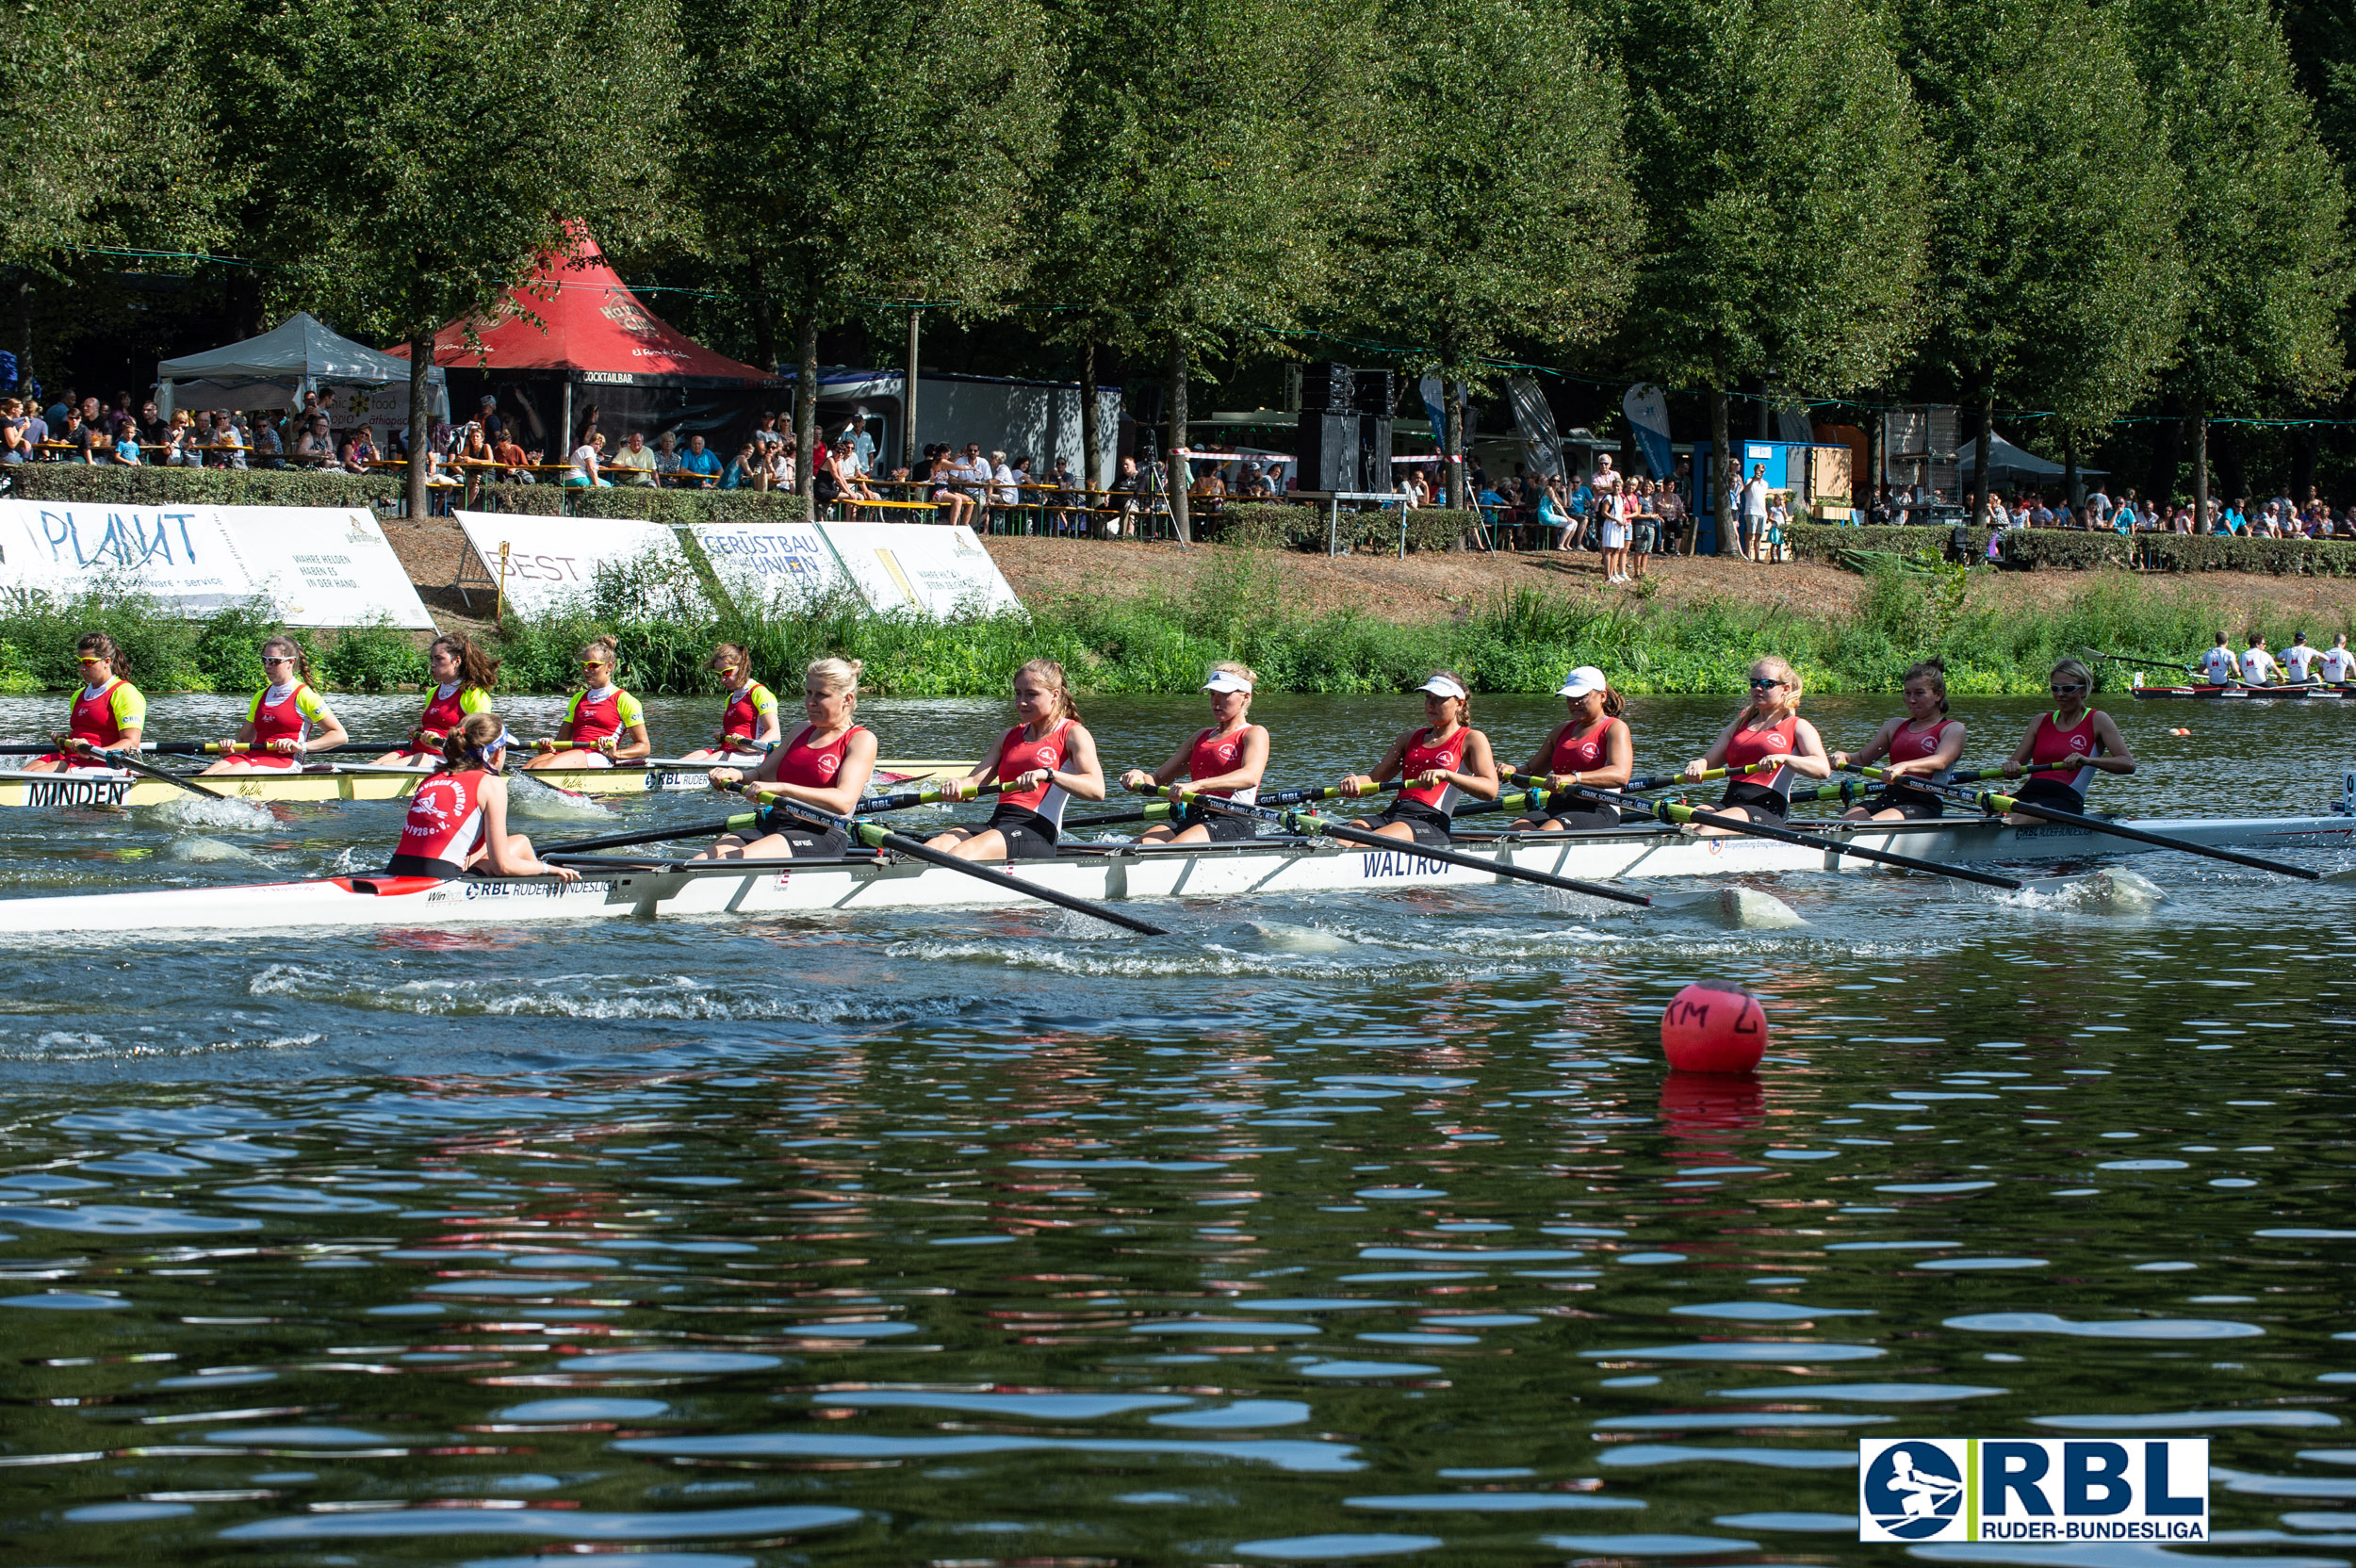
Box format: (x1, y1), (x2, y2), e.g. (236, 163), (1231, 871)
(0, 500), (433, 628)
(688, 522), (853, 607)
(817, 521), (1023, 618)
(452, 511), (690, 616)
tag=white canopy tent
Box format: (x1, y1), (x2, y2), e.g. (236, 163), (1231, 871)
(1955, 432), (2105, 487)
(155, 313), (448, 424)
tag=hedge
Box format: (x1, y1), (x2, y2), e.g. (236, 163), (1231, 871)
(1210, 502), (1481, 554)
(1788, 521), (2356, 577)
(462, 482), (812, 525)
(0, 464), (812, 524)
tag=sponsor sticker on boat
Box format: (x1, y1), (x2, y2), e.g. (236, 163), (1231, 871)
(1858, 1438), (2206, 1543)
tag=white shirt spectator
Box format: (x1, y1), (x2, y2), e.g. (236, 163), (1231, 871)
(1740, 475), (1768, 519)
(2086, 488), (2110, 526)
(993, 459), (1019, 505)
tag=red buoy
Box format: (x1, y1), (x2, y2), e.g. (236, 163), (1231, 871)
(1661, 981), (1768, 1074)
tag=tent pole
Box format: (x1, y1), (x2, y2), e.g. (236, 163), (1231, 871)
(903, 308), (921, 472)
(559, 380), (574, 465)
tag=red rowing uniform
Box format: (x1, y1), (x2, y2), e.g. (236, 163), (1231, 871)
(1188, 725), (1261, 804)
(240, 682), (329, 771)
(773, 723), (866, 788)
(397, 770), (488, 869)
(1547, 716), (1618, 775)
(721, 680), (777, 749)
(1399, 725), (1467, 808)
(2026, 710), (2100, 793)
(1884, 716), (1959, 789)
(995, 717), (1074, 826)
(1723, 712), (1801, 792)
(412, 682), (490, 752)
(56, 676), (146, 769)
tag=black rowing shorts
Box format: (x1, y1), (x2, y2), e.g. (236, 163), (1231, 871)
(1719, 779), (1791, 821)
(1856, 788), (1943, 820)
(384, 853), (466, 880)
(987, 804), (1061, 860)
(1371, 798), (1454, 849)
(1176, 801), (1258, 842)
(753, 812), (851, 858)
(1535, 794), (1622, 831)
(2012, 778), (2086, 811)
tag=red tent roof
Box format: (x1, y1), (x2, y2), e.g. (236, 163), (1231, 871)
(394, 222), (773, 383)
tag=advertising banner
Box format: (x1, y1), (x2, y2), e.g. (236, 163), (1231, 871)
(688, 521), (853, 607)
(817, 522), (1023, 618)
(452, 511), (688, 617)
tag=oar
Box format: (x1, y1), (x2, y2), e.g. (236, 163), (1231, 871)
(1557, 780), (2024, 890)
(2086, 648), (2201, 676)
(544, 814), (761, 857)
(79, 744), (226, 800)
(1066, 804), (1176, 830)
(853, 777), (1006, 812)
(728, 784), (1170, 937)
(1847, 764), (2321, 881)
(1151, 785), (1650, 907)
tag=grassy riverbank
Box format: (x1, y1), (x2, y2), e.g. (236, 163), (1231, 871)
(0, 555), (2337, 696)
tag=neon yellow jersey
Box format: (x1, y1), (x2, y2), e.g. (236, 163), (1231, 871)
(69, 677), (145, 744)
(248, 683), (334, 726)
(564, 687), (645, 743)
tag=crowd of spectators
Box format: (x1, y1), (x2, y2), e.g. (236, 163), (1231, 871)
(1871, 482), (2355, 541)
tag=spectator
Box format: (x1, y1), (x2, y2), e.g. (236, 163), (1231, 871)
(17, 398), (47, 459)
(564, 431), (604, 488)
(720, 442), (759, 489)
(750, 413), (781, 451)
(1658, 479), (1688, 555)
(43, 387), (71, 431)
(654, 431), (681, 482)
(678, 433), (721, 488)
(0, 400), (27, 464)
(609, 430), (659, 486)
(294, 414), (334, 466)
(492, 429), (531, 483)
(1101, 454), (1140, 538)
(908, 442), (938, 485)
(215, 413), (249, 469)
(1591, 452), (1621, 498)
(1740, 462), (1769, 561)
(109, 416), (142, 465)
(60, 408), (94, 463)
(164, 416), (202, 467)
(766, 438), (795, 492)
(457, 424), (496, 506)
(475, 395), (503, 442)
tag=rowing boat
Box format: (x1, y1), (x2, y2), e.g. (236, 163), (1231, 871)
(2129, 679), (2349, 700)
(8, 808), (2348, 938)
(0, 760), (974, 811)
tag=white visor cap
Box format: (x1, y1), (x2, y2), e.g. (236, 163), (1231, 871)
(1416, 675), (1469, 700)
(1202, 669), (1255, 694)
(1557, 665), (1608, 698)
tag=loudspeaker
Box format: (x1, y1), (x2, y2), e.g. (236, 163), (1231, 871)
(1300, 361), (1354, 412)
(1351, 369), (1395, 417)
(1357, 416), (1392, 493)
(1298, 410), (1359, 492)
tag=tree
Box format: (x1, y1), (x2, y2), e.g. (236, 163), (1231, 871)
(682, 0), (1058, 502)
(213, 0), (682, 522)
(1611, 0), (1929, 549)
(1343, 0), (1635, 507)
(1029, 0), (1374, 539)
(1891, 0), (2184, 523)
(2126, 0), (2350, 525)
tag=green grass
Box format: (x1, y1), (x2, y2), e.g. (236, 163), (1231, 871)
(0, 554), (2339, 698)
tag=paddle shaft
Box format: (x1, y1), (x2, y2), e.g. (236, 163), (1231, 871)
(1571, 783), (2022, 890)
(86, 745), (226, 800)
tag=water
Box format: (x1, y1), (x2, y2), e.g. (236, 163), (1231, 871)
(3, 690), (2354, 1565)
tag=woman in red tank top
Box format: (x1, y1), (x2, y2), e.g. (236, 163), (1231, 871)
(27, 631), (146, 772)
(928, 658), (1106, 862)
(384, 712), (578, 882)
(376, 635), (499, 765)
(1509, 664), (1632, 832)
(698, 657), (878, 860)
(1336, 671), (1499, 848)
(1831, 657), (1966, 821)
(1681, 655), (1830, 830)
(202, 637), (351, 775)
(1997, 657), (2134, 821)
(1121, 662), (1269, 844)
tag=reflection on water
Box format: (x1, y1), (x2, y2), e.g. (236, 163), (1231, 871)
(1, 692), (2353, 1562)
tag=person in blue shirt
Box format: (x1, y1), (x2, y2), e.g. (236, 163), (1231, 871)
(1565, 481), (1593, 550)
(719, 441), (757, 490)
(678, 433), (723, 488)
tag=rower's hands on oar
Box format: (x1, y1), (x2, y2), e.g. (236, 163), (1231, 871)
(1119, 768), (1157, 793)
(1829, 750), (1851, 770)
(1544, 771), (1580, 792)
(1998, 761), (2024, 779)
(1008, 768), (1051, 793)
(1338, 774), (1380, 798)
(708, 767), (745, 789)
(533, 737), (558, 754)
(1679, 758), (1710, 782)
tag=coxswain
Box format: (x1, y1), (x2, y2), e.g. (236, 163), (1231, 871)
(385, 712), (577, 881)
(696, 658), (876, 859)
(1120, 662), (1269, 843)
(200, 636), (349, 775)
(927, 658), (1105, 861)
(681, 642), (781, 762)
(1678, 656), (1831, 831)
(1996, 657), (2135, 822)
(2324, 632), (2356, 687)
(526, 637), (650, 770)
(376, 633), (498, 764)
(2198, 630), (2240, 685)
(2284, 631), (2323, 685)
(27, 632), (145, 773)
(1336, 672), (1499, 845)
(2242, 633), (2282, 688)
(1508, 665), (1630, 831)
(1829, 658), (1965, 821)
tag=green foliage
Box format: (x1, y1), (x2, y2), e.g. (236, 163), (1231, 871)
(1790, 521), (2356, 576)
(1214, 504), (1482, 553)
(313, 621), (427, 693)
(5, 466), (401, 509)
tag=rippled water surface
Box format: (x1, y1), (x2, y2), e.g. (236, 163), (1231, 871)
(3, 690), (2354, 1565)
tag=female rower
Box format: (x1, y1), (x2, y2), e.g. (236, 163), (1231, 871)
(1829, 657), (1964, 821)
(681, 642), (780, 762)
(696, 657), (877, 860)
(1997, 656), (2134, 821)
(386, 712), (577, 882)
(1336, 672), (1499, 845)
(201, 637), (349, 775)
(1678, 655), (1831, 831)
(526, 637), (650, 770)
(927, 658), (1105, 861)
(28, 632), (145, 772)
(1508, 665), (1630, 831)
(376, 633), (497, 764)
(1120, 662), (1269, 843)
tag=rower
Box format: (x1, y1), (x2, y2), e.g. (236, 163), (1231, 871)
(2198, 630), (2240, 685)
(1996, 657), (2135, 823)
(927, 658), (1105, 861)
(26, 632), (145, 774)
(1120, 662), (1268, 844)
(1830, 657), (1964, 821)
(386, 712), (577, 882)
(1507, 665), (1630, 831)
(1678, 655), (1831, 832)
(526, 637), (650, 770)
(2242, 633), (2281, 688)
(2284, 631), (2323, 685)
(2324, 632), (2356, 687)
(376, 633), (498, 764)
(201, 637), (349, 775)
(681, 642), (780, 763)
(1336, 671), (1499, 846)
(697, 658), (876, 860)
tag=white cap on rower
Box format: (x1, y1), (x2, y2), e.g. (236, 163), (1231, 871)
(1416, 674), (1469, 700)
(1557, 665), (1608, 697)
(1202, 669), (1254, 694)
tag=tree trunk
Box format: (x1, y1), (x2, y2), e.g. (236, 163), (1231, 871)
(1969, 389), (1994, 527)
(406, 332), (432, 525)
(14, 274), (28, 388)
(903, 307), (921, 471)
(748, 260), (777, 374)
(2064, 427), (2080, 509)
(1167, 336), (1191, 545)
(795, 311), (818, 505)
(1078, 339), (1100, 492)
(2191, 404), (2210, 534)
(1709, 377), (1731, 556)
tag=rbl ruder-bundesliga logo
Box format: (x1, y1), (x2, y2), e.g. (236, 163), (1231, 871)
(1859, 1439), (2207, 1543)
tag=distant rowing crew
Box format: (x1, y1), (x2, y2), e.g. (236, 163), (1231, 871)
(2191, 629), (2355, 689)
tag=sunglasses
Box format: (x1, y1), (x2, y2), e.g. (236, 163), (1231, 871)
(77, 656), (107, 666)
(1748, 678), (1787, 689)
(264, 656), (296, 666)
(2050, 683), (2086, 694)
(579, 661), (609, 673)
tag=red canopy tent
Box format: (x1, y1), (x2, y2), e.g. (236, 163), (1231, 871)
(393, 222), (778, 460)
